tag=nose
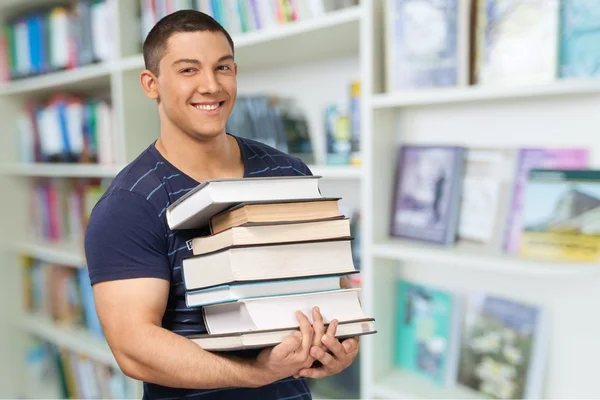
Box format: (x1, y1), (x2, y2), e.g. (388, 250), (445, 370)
(196, 69), (220, 95)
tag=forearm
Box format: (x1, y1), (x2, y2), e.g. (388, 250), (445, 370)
(112, 323), (267, 389)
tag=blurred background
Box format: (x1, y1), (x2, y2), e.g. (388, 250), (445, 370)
(0, 0), (599, 399)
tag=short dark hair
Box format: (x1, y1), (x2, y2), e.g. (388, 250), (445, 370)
(142, 10), (235, 76)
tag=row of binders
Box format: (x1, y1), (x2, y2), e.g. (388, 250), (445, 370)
(165, 175), (376, 351)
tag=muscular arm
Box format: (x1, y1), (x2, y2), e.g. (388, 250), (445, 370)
(94, 277), (266, 389)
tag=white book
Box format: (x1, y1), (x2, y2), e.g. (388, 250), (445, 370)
(166, 175), (323, 230)
(185, 273), (352, 307)
(190, 318), (376, 351)
(182, 238), (356, 291)
(202, 288), (366, 335)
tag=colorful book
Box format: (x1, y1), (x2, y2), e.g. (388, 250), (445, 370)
(394, 280), (462, 386)
(390, 145), (465, 244)
(503, 147), (589, 253)
(519, 169), (600, 261)
(457, 294), (548, 399)
(559, 0), (600, 78)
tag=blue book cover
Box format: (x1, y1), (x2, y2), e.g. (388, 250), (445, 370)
(559, 0), (600, 78)
(389, 0), (459, 89)
(394, 280), (461, 386)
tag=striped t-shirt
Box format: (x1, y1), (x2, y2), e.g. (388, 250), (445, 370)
(84, 134), (313, 400)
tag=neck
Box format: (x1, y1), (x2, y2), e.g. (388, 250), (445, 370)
(155, 120), (242, 183)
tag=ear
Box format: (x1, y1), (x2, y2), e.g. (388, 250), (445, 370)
(234, 63), (238, 76)
(140, 69), (159, 100)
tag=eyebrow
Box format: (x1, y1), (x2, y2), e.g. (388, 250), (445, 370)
(171, 55), (234, 67)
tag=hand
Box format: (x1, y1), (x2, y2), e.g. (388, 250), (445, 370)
(292, 306), (333, 378)
(296, 326), (359, 379)
(254, 310), (315, 385)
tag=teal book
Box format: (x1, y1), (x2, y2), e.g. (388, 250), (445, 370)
(394, 280), (462, 386)
(559, 0), (600, 78)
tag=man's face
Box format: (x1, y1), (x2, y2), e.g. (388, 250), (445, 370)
(155, 31), (237, 141)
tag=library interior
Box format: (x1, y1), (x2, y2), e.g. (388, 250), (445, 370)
(0, 0), (599, 399)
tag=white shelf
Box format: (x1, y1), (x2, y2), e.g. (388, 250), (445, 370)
(0, 62), (113, 96)
(12, 240), (86, 267)
(371, 79), (600, 109)
(19, 314), (116, 368)
(373, 239), (598, 275)
(309, 164), (362, 179)
(119, 6), (361, 72)
(0, 163), (124, 177)
(373, 370), (481, 399)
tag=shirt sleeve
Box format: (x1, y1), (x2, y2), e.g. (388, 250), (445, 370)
(84, 189), (170, 285)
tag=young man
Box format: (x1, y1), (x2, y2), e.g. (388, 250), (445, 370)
(84, 9), (359, 400)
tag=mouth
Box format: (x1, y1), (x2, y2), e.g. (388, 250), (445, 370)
(190, 101), (225, 113)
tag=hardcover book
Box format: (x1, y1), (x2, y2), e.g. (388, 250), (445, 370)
(394, 280), (462, 386)
(390, 145), (465, 244)
(457, 294), (547, 399)
(519, 169), (600, 261)
(503, 147), (589, 253)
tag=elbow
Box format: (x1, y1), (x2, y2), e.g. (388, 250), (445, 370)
(113, 348), (146, 381)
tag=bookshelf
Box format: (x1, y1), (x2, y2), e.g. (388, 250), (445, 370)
(0, 0), (363, 399)
(359, 1), (600, 399)
(1, 0), (599, 399)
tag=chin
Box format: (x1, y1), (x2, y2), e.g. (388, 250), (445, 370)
(188, 127), (226, 141)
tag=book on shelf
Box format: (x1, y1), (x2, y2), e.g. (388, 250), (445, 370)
(165, 175), (323, 230)
(0, 0), (114, 82)
(390, 144), (465, 245)
(17, 95), (116, 165)
(24, 338), (130, 399)
(503, 147), (589, 253)
(457, 293), (548, 399)
(167, 175), (374, 351)
(384, 0), (471, 91)
(519, 168), (600, 262)
(392, 278), (548, 398)
(394, 279), (463, 388)
(472, 0), (560, 86)
(456, 148), (518, 250)
(139, 0), (342, 43)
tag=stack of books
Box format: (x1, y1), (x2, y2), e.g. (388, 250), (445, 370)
(165, 175), (376, 351)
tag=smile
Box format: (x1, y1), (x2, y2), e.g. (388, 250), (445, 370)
(191, 102), (224, 111)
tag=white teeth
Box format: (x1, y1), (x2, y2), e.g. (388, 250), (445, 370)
(194, 103), (219, 111)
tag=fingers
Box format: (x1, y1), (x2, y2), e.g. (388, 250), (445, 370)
(296, 310), (314, 355)
(297, 346), (338, 379)
(325, 319), (338, 339)
(342, 337), (359, 354)
(271, 330), (303, 359)
(311, 306), (325, 349)
(321, 332), (344, 357)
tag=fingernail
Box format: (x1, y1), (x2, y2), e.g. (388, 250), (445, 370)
(321, 334), (329, 344)
(343, 341), (352, 351)
(311, 348), (319, 357)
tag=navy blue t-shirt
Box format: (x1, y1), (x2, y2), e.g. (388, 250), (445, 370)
(84, 134), (314, 400)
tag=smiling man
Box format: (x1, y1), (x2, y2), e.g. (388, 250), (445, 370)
(83, 9), (359, 400)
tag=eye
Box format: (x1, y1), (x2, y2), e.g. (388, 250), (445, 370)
(217, 65), (231, 71)
(180, 67), (197, 74)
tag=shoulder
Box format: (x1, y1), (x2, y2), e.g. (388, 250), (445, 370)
(237, 136), (313, 177)
(106, 145), (170, 200)
(88, 145), (173, 235)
